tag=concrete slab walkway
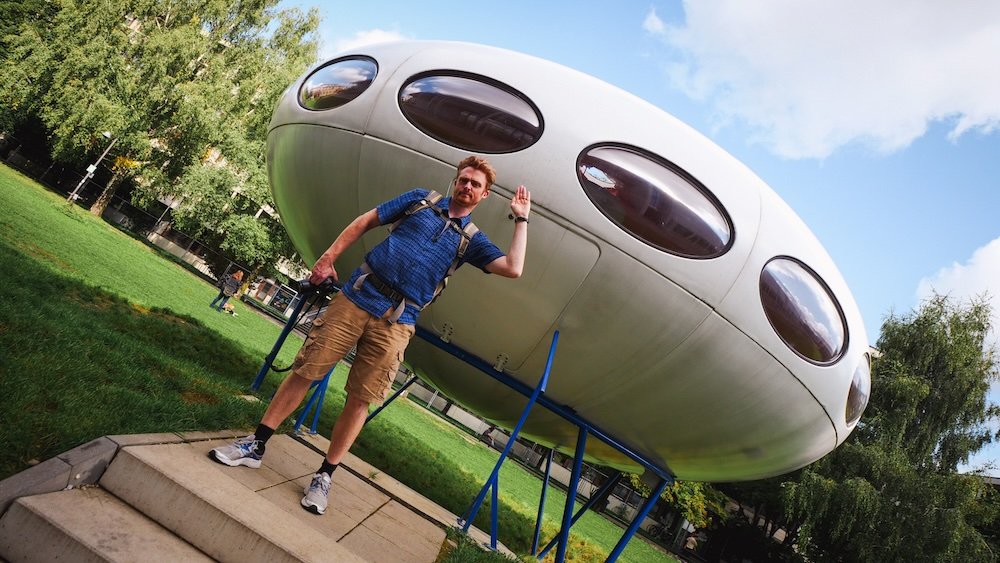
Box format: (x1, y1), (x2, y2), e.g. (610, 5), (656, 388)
(295, 432), (513, 558)
(0, 430), (512, 562)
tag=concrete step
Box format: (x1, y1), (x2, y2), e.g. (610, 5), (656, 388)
(0, 432), (460, 563)
(297, 432), (514, 558)
(99, 436), (370, 563)
(0, 487), (211, 562)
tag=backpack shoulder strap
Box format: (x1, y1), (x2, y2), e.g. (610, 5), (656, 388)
(389, 190), (444, 232)
(429, 221), (479, 304)
(455, 222), (478, 262)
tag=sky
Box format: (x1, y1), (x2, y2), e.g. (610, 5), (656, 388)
(287, 0), (1000, 473)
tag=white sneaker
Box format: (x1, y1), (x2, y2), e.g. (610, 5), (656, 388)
(301, 472), (332, 515)
(209, 435), (263, 468)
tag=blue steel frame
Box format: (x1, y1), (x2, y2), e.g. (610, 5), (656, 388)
(252, 281), (676, 563)
(293, 372), (331, 434)
(250, 285), (330, 392)
(536, 470), (622, 558)
(458, 331), (560, 547)
(411, 324), (675, 562)
(530, 448), (555, 555)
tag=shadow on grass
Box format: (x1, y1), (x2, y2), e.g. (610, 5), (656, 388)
(0, 240), (622, 562)
(0, 242), (267, 479)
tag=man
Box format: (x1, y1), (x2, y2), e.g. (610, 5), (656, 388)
(210, 156), (531, 515)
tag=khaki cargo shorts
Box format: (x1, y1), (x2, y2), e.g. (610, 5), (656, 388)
(291, 294), (415, 405)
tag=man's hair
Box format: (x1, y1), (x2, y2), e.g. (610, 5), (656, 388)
(456, 156), (496, 189)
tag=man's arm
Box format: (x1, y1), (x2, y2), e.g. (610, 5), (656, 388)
(309, 208), (381, 285)
(485, 185), (531, 278)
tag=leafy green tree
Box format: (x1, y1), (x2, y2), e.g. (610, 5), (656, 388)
(0, 0), (56, 55)
(0, 0), (317, 276)
(165, 163), (295, 277)
(779, 294), (1000, 562)
(627, 474), (728, 530)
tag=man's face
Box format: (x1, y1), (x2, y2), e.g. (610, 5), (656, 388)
(452, 167), (490, 207)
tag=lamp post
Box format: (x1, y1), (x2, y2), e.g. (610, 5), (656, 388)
(67, 131), (117, 202)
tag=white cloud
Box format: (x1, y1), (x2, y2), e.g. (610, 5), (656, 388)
(918, 237), (1000, 473)
(917, 236), (1000, 353)
(647, 1), (1000, 158)
(643, 8), (666, 35)
(918, 237), (1000, 309)
(319, 29), (407, 61)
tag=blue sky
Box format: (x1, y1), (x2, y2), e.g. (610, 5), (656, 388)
(289, 0), (1000, 473)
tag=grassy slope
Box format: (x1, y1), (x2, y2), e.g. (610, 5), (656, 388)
(0, 164), (675, 563)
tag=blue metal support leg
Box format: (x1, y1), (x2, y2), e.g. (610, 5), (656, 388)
(460, 331), (560, 539)
(365, 374), (419, 424)
(606, 477), (671, 563)
(292, 365), (335, 434)
(308, 372), (332, 433)
(537, 471), (622, 559)
(531, 448), (556, 556)
(555, 428), (589, 563)
(490, 474), (499, 549)
(250, 288), (313, 391)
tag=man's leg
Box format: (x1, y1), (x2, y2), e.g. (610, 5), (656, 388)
(301, 394), (369, 515)
(261, 373), (315, 429)
(208, 373), (314, 468)
(211, 294), (364, 470)
(326, 394), (371, 464)
(301, 315), (413, 515)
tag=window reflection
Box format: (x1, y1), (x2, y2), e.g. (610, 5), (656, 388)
(399, 74), (542, 153)
(576, 145), (732, 258)
(759, 258), (846, 364)
(846, 356), (871, 424)
(299, 57), (378, 111)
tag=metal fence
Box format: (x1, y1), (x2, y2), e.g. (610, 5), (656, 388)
(1, 133), (250, 282)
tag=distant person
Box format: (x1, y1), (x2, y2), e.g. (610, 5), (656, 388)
(209, 156), (531, 516)
(210, 270), (244, 312)
(480, 424), (498, 448)
(685, 532), (698, 551)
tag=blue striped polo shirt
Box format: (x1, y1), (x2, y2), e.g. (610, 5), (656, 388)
(341, 189), (505, 325)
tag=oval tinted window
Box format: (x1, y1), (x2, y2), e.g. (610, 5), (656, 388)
(577, 145), (732, 258)
(759, 258), (847, 364)
(299, 57), (378, 110)
(399, 74), (542, 153)
(846, 356), (871, 424)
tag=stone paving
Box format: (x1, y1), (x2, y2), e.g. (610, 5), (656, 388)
(0, 430), (512, 562)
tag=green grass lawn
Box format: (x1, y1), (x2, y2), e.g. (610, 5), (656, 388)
(0, 163), (677, 563)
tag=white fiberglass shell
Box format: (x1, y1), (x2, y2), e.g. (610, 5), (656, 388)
(266, 40), (869, 481)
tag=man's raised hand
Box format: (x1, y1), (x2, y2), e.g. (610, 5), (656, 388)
(511, 185), (531, 219)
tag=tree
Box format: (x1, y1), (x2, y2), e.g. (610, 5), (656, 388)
(0, 0), (316, 209)
(0, 0), (57, 58)
(870, 295), (999, 471)
(0, 0), (318, 276)
(137, 3), (317, 277)
(779, 294), (1000, 562)
(627, 474), (728, 530)
(165, 163), (295, 276)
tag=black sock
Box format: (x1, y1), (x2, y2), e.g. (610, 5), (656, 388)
(318, 460), (339, 477)
(253, 424), (275, 454)
(254, 424), (275, 443)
